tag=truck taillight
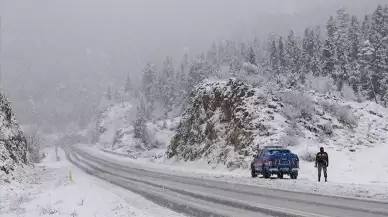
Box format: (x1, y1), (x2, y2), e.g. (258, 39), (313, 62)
(264, 160), (273, 167)
(292, 158), (299, 167)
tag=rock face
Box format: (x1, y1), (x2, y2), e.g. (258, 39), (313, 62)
(167, 79), (265, 168)
(167, 78), (388, 169)
(0, 92), (29, 176)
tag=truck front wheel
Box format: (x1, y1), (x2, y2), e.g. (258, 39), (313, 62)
(290, 172), (298, 179)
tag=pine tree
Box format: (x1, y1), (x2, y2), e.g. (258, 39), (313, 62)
(322, 16), (337, 78)
(358, 40), (377, 102)
(278, 37), (287, 74)
(269, 40), (279, 76)
(106, 86), (112, 100)
(302, 28), (314, 74)
(124, 74), (133, 94)
(114, 90), (121, 101)
(175, 53), (190, 107)
(160, 56), (175, 111)
(348, 16), (362, 92)
(246, 47), (257, 66)
(368, 5), (386, 100)
(188, 54), (207, 91)
(286, 30), (302, 84)
(142, 62), (157, 101)
(334, 8), (352, 90)
(311, 26), (323, 75)
(133, 97), (149, 148)
(361, 15), (370, 40)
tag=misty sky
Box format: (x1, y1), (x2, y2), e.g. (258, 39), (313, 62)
(1, 0), (386, 129)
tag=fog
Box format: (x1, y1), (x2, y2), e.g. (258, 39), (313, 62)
(1, 0), (386, 131)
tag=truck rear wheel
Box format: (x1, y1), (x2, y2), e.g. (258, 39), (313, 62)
(251, 167), (257, 178)
(263, 173), (271, 179)
(290, 172), (298, 179)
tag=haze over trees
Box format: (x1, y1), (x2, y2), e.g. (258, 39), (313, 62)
(126, 5), (388, 122)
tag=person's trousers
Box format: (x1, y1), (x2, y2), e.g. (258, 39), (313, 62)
(318, 164), (327, 179)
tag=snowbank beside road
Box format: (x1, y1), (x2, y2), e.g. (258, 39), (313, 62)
(0, 148), (185, 217)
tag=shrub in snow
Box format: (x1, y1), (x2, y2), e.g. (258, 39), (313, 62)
(279, 91), (315, 120)
(341, 84), (356, 101)
(323, 122), (334, 136)
(305, 73), (336, 94)
(321, 101), (357, 126)
(281, 135), (299, 147)
(300, 150), (316, 162)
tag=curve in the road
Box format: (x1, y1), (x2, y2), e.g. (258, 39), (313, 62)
(64, 145), (388, 217)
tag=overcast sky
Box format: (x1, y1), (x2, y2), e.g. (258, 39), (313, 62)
(1, 0), (386, 128)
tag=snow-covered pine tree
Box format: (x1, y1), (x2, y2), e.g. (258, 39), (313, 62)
(188, 54), (207, 91)
(311, 26), (323, 75)
(334, 8), (352, 90)
(322, 16), (337, 78)
(160, 56), (175, 111)
(175, 52), (190, 108)
(358, 40), (377, 102)
(269, 40), (280, 78)
(124, 74), (133, 95)
(302, 28), (314, 74)
(142, 62), (157, 101)
(286, 30), (302, 85)
(348, 16), (362, 93)
(278, 37), (287, 75)
(114, 89), (121, 102)
(368, 5), (386, 100)
(361, 15), (371, 41)
(133, 97), (149, 149)
(246, 47), (257, 66)
(106, 86), (112, 100)
(377, 36), (388, 105)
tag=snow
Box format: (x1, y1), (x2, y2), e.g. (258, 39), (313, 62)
(85, 79), (388, 201)
(80, 144), (388, 201)
(0, 148), (185, 217)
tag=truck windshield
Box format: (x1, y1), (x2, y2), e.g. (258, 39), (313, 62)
(268, 149), (291, 154)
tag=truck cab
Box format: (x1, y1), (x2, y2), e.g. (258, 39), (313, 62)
(251, 146), (299, 179)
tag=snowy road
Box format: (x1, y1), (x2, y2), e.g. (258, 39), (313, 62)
(65, 145), (388, 217)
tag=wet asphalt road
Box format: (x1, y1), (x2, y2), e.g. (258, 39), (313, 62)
(65, 145), (388, 217)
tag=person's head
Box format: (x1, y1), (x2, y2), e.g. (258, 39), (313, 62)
(320, 147), (324, 153)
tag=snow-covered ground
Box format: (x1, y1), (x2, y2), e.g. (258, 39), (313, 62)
(0, 148), (185, 217)
(80, 145), (388, 201)
(85, 80), (388, 202)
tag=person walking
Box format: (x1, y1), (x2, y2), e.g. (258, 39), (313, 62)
(315, 147), (329, 182)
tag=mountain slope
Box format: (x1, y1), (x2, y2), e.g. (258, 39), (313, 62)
(0, 91), (29, 178)
(167, 79), (388, 175)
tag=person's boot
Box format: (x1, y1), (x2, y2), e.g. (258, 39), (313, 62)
(318, 177), (321, 182)
(325, 177), (327, 182)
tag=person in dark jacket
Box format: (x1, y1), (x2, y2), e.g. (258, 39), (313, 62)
(315, 147), (329, 182)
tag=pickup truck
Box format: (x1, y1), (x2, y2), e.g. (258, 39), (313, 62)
(250, 146), (299, 179)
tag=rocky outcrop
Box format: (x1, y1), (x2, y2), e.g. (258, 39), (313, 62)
(0, 92), (29, 177)
(167, 79), (268, 168)
(167, 78), (382, 169)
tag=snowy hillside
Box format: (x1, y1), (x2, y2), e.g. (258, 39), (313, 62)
(0, 91), (29, 179)
(92, 101), (180, 158)
(167, 79), (388, 182)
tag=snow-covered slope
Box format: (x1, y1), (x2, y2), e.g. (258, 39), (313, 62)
(167, 79), (388, 182)
(0, 91), (29, 179)
(93, 101), (180, 158)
